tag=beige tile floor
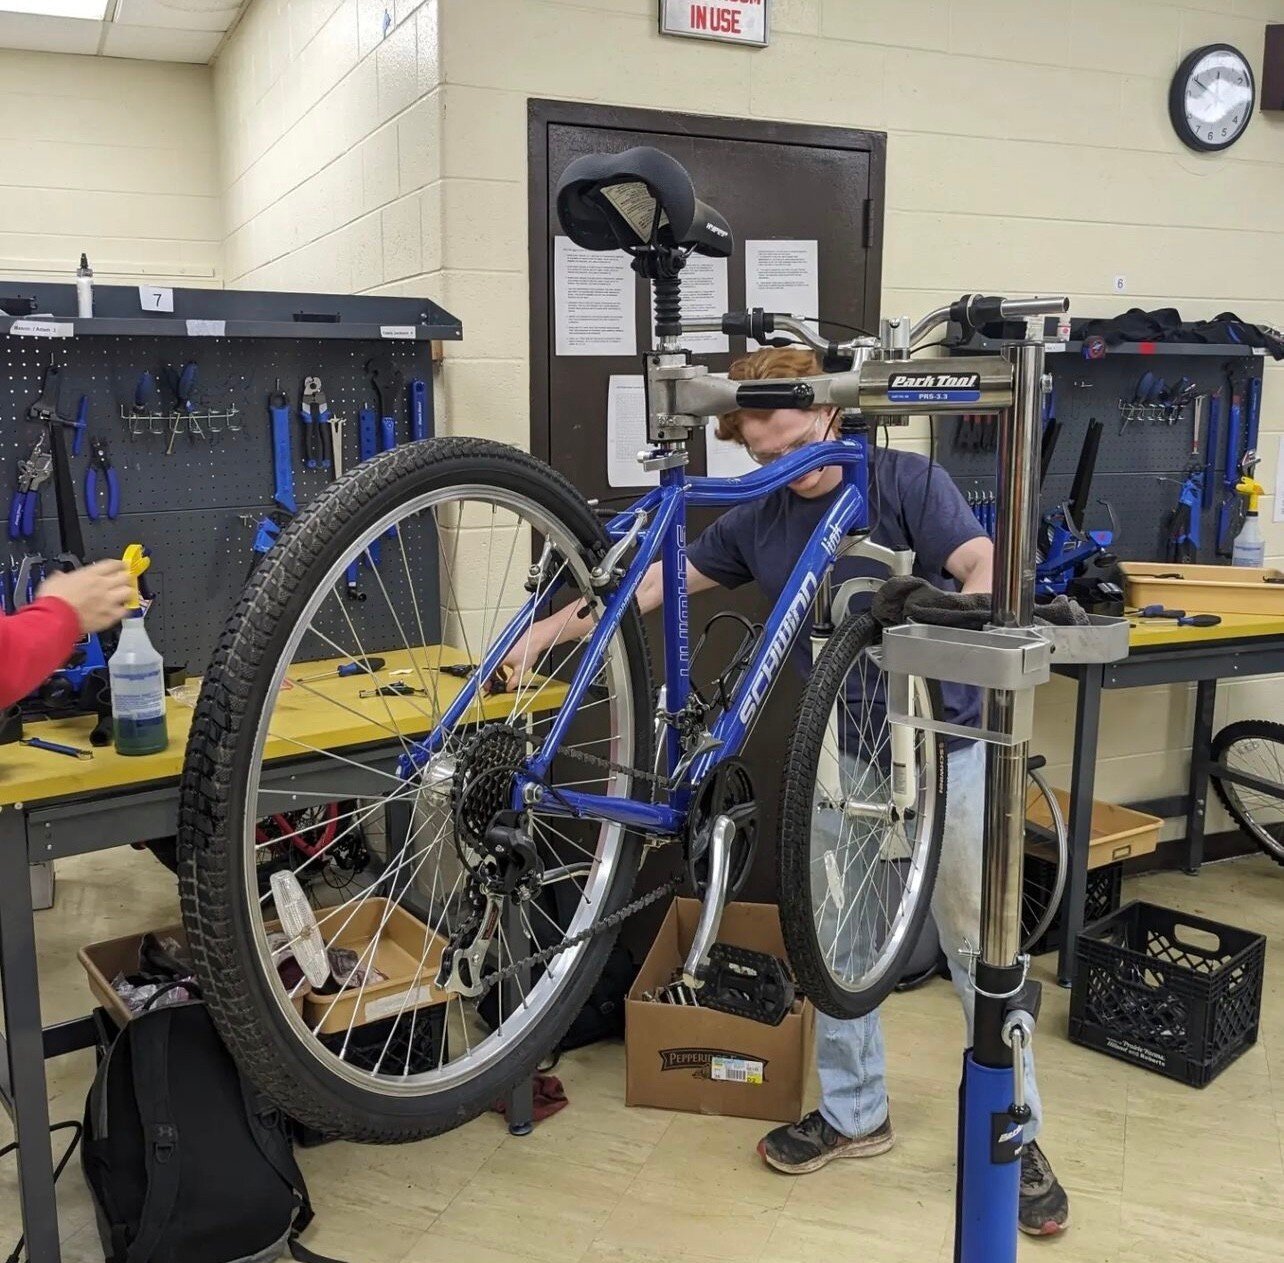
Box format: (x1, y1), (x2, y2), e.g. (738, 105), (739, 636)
(3, 847), (1282, 1262)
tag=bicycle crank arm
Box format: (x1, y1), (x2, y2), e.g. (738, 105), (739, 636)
(682, 813), (734, 988)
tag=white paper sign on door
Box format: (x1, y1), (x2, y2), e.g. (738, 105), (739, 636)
(705, 416), (759, 479)
(745, 239), (819, 344)
(555, 237), (636, 357)
(652, 255), (729, 355)
(606, 376), (659, 488)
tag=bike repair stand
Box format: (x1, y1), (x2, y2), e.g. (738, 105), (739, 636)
(878, 329), (1128, 1262)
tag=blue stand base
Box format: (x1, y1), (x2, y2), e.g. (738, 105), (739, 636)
(954, 1052), (1020, 1263)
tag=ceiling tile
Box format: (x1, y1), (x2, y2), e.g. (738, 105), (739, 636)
(99, 21), (222, 60)
(113, 0), (240, 33)
(0, 12), (103, 54)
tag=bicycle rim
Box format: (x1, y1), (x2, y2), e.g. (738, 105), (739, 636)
(1212, 725), (1284, 863)
(199, 472), (644, 1105)
(1022, 768), (1068, 952)
(780, 614), (946, 1017)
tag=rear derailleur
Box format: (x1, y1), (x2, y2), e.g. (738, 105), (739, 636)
(435, 810), (540, 997)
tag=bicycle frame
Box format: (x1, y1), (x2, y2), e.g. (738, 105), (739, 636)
(404, 432), (872, 838)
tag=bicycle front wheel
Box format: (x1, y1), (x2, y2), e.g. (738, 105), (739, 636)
(179, 438), (653, 1141)
(778, 613), (947, 1019)
(1211, 719), (1284, 866)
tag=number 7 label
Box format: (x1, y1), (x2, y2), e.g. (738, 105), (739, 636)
(138, 285), (174, 313)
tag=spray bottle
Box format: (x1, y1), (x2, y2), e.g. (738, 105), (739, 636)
(1232, 473), (1267, 568)
(109, 545), (168, 755)
(75, 253), (94, 319)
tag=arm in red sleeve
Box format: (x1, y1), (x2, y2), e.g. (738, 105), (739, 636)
(0, 597), (82, 708)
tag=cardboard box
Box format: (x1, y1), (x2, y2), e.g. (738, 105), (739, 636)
(81, 921), (313, 1029)
(1026, 786), (1161, 870)
(626, 899), (814, 1122)
(304, 898), (448, 1035)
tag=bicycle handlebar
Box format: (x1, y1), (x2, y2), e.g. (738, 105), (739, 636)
(684, 295), (1069, 357)
(910, 294), (1069, 345)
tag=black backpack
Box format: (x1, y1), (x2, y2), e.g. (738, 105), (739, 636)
(82, 1000), (339, 1263)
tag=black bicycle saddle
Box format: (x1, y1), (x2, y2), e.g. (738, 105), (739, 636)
(555, 146), (733, 258)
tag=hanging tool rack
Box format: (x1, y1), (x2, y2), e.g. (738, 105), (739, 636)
(938, 336), (1267, 568)
(0, 282), (461, 673)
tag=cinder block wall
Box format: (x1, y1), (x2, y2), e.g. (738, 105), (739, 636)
(212, 0), (1284, 831)
(0, 50), (221, 286)
(3, 0), (1283, 829)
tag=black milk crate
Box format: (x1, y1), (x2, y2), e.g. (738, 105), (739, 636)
(1068, 901), (1266, 1087)
(293, 1004), (449, 1148)
(1023, 856), (1122, 956)
(318, 1003), (448, 1076)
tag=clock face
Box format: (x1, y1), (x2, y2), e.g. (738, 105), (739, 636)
(1170, 44), (1256, 152)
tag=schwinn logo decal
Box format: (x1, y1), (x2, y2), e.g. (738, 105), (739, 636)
(659, 1047), (767, 1073)
(738, 571), (818, 727)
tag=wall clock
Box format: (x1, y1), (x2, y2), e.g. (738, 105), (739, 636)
(1169, 44), (1255, 152)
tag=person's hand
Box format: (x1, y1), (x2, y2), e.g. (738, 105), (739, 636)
(490, 619), (558, 693)
(37, 560), (135, 633)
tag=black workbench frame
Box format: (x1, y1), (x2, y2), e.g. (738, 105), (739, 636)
(1053, 630), (1284, 986)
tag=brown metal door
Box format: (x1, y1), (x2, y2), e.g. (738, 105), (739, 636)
(528, 100), (886, 923)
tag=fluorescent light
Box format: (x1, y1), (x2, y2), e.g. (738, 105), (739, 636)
(0, 2), (109, 17)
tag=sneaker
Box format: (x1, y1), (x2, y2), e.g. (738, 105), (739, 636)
(1019, 1140), (1070, 1236)
(757, 1110), (894, 1174)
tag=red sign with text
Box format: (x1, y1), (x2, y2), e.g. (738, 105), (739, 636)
(660, 0), (769, 47)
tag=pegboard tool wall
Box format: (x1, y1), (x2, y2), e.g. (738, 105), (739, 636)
(1, 332), (441, 676)
(937, 349), (1266, 566)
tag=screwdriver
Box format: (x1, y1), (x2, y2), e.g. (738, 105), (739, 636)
(1134, 605), (1222, 627)
(293, 656), (386, 684)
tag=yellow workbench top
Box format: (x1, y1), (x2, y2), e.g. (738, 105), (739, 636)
(1127, 610), (1284, 650)
(0, 645), (568, 810)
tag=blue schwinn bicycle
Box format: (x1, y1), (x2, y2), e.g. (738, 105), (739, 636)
(178, 146), (1064, 1146)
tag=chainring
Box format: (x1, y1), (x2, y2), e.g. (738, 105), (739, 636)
(686, 758), (758, 899)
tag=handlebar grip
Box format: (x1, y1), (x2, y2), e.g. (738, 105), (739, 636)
(721, 308), (777, 342)
(735, 381), (815, 410)
(959, 295), (1007, 328)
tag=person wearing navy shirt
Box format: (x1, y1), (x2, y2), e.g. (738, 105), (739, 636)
(502, 346), (1068, 1237)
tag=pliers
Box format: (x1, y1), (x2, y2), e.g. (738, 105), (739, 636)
(84, 437), (120, 522)
(8, 435), (52, 541)
(299, 376), (335, 470)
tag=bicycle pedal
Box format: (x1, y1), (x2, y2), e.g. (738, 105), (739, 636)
(695, 944), (795, 1026)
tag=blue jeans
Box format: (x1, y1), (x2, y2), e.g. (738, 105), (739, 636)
(815, 741), (1043, 1141)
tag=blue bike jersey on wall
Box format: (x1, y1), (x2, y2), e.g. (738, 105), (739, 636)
(688, 446), (984, 732)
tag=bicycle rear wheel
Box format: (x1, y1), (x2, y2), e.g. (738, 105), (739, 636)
(179, 438), (653, 1140)
(1210, 719), (1284, 866)
(778, 613), (947, 1019)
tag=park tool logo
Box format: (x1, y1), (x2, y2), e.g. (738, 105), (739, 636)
(887, 371), (982, 405)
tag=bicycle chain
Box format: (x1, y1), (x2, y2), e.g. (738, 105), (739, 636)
(479, 876), (680, 994)
(454, 733), (681, 994)
(552, 741), (672, 790)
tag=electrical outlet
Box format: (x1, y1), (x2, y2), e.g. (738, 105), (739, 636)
(1113, 275), (1127, 294)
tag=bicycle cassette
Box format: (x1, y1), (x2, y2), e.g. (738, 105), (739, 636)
(452, 723), (528, 864)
